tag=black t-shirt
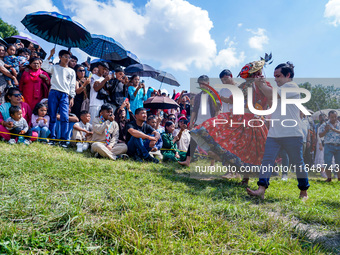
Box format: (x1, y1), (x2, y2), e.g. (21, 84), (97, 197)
(126, 120), (155, 143)
(105, 78), (126, 107)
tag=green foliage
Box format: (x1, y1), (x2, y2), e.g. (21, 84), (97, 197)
(299, 82), (340, 111)
(0, 18), (19, 39)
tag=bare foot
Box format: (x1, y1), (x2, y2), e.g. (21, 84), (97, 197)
(237, 177), (249, 186)
(246, 186), (265, 199)
(325, 178), (332, 182)
(179, 157), (190, 167)
(299, 190), (308, 201)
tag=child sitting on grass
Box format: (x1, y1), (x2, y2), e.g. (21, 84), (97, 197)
(71, 110), (93, 151)
(31, 102), (50, 143)
(161, 121), (186, 162)
(6, 105), (32, 145)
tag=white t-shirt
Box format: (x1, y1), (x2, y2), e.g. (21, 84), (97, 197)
(195, 93), (212, 125)
(89, 74), (105, 107)
(41, 60), (76, 98)
(74, 121), (93, 139)
(219, 87), (233, 113)
(267, 81), (304, 138)
(173, 129), (190, 151)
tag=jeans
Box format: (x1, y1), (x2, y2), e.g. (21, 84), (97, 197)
(10, 127), (32, 141)
(279, 148), (289, 175)
(48, 90), (69, 140)
(324, 144), (340, 171)
(258, 137), (310, 190)
(127, 137), (151, 159)
(31, 126), (50, 141)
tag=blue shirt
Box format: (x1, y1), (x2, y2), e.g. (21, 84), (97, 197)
(128, 86), (147, 115)
(319, 121), (340, 144)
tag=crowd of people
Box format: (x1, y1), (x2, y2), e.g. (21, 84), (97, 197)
(0, 41), (339, 199)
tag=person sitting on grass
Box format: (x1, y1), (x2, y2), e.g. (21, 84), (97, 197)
(161, 121), (186, 162)
(31, 102), (50, 143)
(6, 105), (32, 145)
(126, 107), (160, 163)
(71, 110), (93, 151)
(91, 104), (128, 160)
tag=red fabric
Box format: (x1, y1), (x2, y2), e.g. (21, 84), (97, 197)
(19, 69), (50, 110)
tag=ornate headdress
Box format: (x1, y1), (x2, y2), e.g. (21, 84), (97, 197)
(238, 53), (273, 79)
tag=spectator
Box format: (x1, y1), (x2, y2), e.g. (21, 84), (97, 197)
(126, 107), (160, 163)
(91, 104), (128, 160)
(72, 64), (90, 118)
(6, 105), (32, 145)
(0, 45), (18, 104)
(173, 116), (190, 152)
(146, 115), (163, 160)
(319, 110), (340, 182)
(42, 48), (76, 148)
(19, 57), (50, 110)
(0, 87), (37, 141)
(31, 102), (50, 143)
(105, 66), (127, 113)
(161, 121), (186, 162)
(3, 44), (19, 87)
(219, 69), (237, 113)
(114, 100), (135, 144)
(71, 110), (93, 151)
(68, 55), (78, 70)
(89, 62), (110, 123)
(128, 75), (147, 116)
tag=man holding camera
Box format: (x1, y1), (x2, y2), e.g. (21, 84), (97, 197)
(105, 67), (127, 113)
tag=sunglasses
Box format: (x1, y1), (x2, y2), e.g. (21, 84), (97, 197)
(78, 69), (85, 72)
(12, 94), (22, 97)
(169, 117), (176, 120)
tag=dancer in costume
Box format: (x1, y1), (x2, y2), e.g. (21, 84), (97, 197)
(190, 55), (273, 185)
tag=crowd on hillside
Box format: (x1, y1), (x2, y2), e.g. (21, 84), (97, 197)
(0, 40), (339, 194)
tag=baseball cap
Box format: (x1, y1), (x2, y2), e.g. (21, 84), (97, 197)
(98, 62), (109, 70)
(114, 66), (124, 73)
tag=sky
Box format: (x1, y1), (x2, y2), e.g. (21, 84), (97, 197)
(1, 0), (340, 93)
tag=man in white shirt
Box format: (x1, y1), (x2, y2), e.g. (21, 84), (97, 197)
(247, 62), (310, 199)
(42, 49), (76, 148)
(89, 62), (110, 123)
(219, 69), (237, 113)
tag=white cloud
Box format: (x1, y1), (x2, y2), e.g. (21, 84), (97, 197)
(65, 0), (216, 71)
(0, 0), (59, 31)
(324, 0), (340, 26)
(247, 28), (269, 51)
(237, 23), (243, 27)
(215, 39), (245, 68)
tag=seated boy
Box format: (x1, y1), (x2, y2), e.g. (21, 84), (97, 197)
(71, 110), (93, 150)
(145, 115), (163, 160)
(6, 105), (32, 145)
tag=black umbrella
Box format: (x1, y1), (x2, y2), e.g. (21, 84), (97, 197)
(21, 11), (92, 48)
(111, 51), (140, 67)
(124, 63), (160, 78)
(143, 96), (179, 109)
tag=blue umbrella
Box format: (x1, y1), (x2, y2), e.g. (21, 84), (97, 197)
(80, 34), (127, 61)
(124, 63), (160, 78)
(21, 11), (92, 48)
(154, 70), (180, 87)
(111, 50), (140, 67)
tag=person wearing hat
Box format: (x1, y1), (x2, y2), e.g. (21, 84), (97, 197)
(89, 61), (111, 124)
(219, 69), (237, 113)
(105, 66), (127, 113)
(189, 57), (272, 185)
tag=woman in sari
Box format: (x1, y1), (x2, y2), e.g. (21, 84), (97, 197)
(190, 57), (272, 185)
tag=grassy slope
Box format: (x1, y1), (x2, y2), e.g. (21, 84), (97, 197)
(0, 142), (339, 254)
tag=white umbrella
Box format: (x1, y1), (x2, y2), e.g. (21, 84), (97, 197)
(312, 109), (340, 121)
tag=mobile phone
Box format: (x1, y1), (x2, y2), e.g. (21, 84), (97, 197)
(87, 56), (91, 63)
(15, 39), (21, 44)
(125, 97), (129, 102)
(141, 80), (145, 83)
(34, 44), (39, 49)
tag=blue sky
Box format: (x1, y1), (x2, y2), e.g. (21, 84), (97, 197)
(1, 0), (340, 93)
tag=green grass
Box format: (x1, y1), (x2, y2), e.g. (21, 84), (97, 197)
(0, 142), (339, 254)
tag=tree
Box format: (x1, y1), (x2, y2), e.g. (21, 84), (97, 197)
(299, 82), (340, 111)
(0, 18), (19, 39)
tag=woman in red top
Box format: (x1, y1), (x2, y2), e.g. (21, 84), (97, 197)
(190, 57), (272, 185)
(19, 57), (50, 110)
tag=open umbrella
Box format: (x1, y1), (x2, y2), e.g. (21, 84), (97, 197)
(4, 35), (39, 47)
(154, 70), (180, 87)
(21, 11), (92, 48)
(124, 63), (160, 78)
(111, 50), (140, 67)
(0, 36), (7, 46)
(312, 109), (340, 121)
(80, 34), (127, 60)
(143, 96), (179, 109)
(90, 59), (120, 71)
